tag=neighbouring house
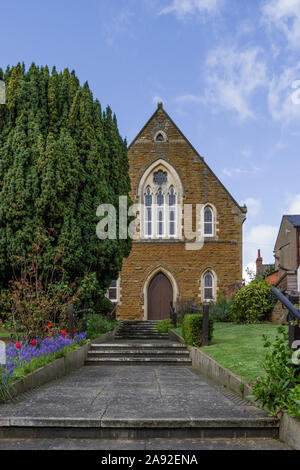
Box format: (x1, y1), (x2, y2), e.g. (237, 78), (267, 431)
(272, 215), (300, 323)
(256, 249), (276, 278)
(107, 103), (247, 321)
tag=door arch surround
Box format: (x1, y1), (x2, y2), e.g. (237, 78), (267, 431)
(142, 266), (179, 321)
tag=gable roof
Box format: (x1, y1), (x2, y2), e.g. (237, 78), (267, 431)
(284, 215), (300, 227)
(128, 103), (246, 215)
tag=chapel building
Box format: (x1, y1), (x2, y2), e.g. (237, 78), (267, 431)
(107, 103), (247, 321)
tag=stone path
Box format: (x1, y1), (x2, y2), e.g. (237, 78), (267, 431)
(0, 364), (290, 449)
(0, 365), (265, 421)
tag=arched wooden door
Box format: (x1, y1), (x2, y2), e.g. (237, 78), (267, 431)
(148, 272), (173, 320)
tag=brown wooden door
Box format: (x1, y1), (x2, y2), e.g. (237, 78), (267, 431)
(148, 272), (173, 320)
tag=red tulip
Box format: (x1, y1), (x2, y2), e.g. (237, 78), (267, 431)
(15, 343), (21, 349)
(61, 329), (67, 335)
(31, 339), (36, 346)
(73, 329), (76, 333)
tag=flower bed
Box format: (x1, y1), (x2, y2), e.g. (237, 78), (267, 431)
(0, 333), (87, 401)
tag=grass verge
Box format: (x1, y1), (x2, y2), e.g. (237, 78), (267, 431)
(174, 322), (283, 384)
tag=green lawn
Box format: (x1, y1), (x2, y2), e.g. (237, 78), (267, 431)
(175, 322), (284, 384)
(0, 329), (10, 339)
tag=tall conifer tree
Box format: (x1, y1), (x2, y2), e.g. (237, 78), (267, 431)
(0, 64), (132, 291)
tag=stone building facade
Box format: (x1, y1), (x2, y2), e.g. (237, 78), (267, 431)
(110, 104), (247, 321)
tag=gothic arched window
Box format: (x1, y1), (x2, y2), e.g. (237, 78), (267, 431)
(156, 189), (164, 236)
(156, 133), (164, 142)
(168, 186), (176, 237)
(144, 187), (152, 237)
(204, 206), (214, 236)
(203, 272), (214, 301)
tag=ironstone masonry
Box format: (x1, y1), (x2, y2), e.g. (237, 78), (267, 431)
(115, 103), (247, 321)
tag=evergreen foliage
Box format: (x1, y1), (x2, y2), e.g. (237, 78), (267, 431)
(231, 280), (275, 324)
(0, 63), (132, 291)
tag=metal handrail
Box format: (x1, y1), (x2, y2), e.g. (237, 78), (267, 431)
(271, 287), (300, 322)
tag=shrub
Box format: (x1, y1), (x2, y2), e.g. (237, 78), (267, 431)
(155, 318), (173, 333)
(182, 314), (214, 347)
(287, 384), (300, 419)
(209, 296), (234, 322)
(86, 314), (119, 340)
(98, 296), (115, 316)
(250, 326), (300, 416)
(231, 280), (275, 324)
(4, 228), (88, 342)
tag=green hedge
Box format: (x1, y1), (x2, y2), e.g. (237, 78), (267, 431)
(182, 314), (214, 347)
(155, 318), (173, 333)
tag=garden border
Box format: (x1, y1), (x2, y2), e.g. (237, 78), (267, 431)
(279, 412), (300, 450)
(5, 343), (90, 401)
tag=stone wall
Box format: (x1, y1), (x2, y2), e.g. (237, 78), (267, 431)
(117, 105), (245, 320)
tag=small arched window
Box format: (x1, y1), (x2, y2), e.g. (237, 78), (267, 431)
(168, 186), (176, 237)
(156, 189), (164, 236)
(156, 133), (164, 142)
(204, 272), (214, 301)
(204, 206), (214, 236)
(144, 187), (152, 237)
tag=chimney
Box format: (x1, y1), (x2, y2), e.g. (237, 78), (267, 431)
(256, 249), (263, 275)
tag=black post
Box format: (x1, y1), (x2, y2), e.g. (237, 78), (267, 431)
(202, 302), (209, 346)
(68, 304), (74, 339)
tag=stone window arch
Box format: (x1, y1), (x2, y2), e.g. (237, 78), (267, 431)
(144, 186), (153, 237)
(137, 159), (184, 240)
(154, 130), (168, 142)
(168, 186), (176, 237)
(202, 204), (217, 237)
(201, 269), (217, 302)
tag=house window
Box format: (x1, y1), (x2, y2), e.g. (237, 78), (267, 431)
(108, 280), (118, 302)
(168, 186), (176, 237)
(156, 189), (164, 236)
(204, 206), (214, 236)
(144, 187), (152, 237)
(203, 272), (214, 301)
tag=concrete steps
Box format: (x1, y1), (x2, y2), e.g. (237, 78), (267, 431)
(114, 320), (169, 341)
(0, 417), (280, 440)
(85, 343), (192, 366)
(0, 437), (290, 450)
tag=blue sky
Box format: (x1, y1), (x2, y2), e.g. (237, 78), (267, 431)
(1, 0), (300, 278)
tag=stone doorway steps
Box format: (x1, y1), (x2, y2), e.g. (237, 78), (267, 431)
(114, 320), (169, 340)
(85, 343), (192, 366)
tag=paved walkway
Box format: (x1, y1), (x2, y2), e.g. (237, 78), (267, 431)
(0, 365), (265, 421)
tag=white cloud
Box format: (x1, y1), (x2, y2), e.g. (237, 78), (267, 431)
(222, 165), (261, 178)
(159, 0), (224, 18)
(263, 0), (300, 48)
(268, 63), (300, 123)
(103, 9), (133, 46)
(243, 224), (278, 269)
(242, 198), (262, 217)
(175, 94), (203, 104)
(285, 193), (300, 213)
(243, 262), (256, 284)
(204, 46), (268, 119)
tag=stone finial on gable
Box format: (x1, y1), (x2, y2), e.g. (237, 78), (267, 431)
(157, 102), (163, 110)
